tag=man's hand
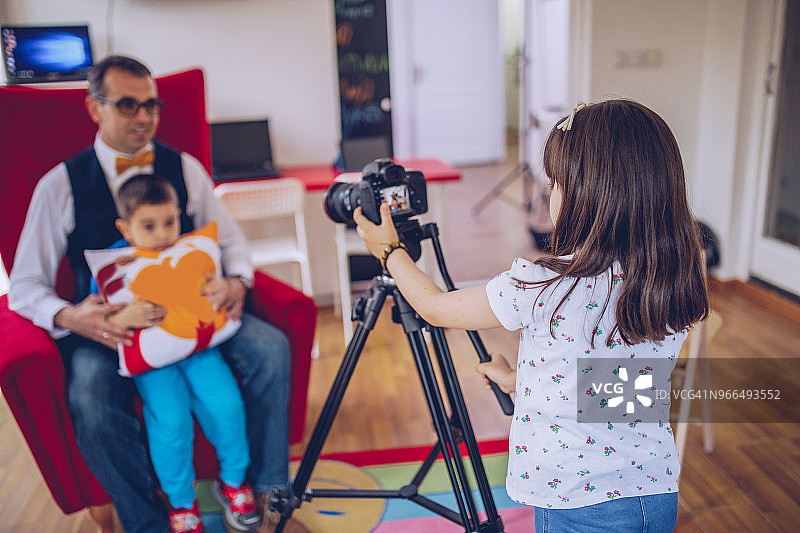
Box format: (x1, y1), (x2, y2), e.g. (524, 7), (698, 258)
(201, 275), (247, 321)
(53, 294), (134, 349)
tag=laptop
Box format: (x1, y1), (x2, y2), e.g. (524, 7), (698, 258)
(338, 135), (392, 172)
(1, 25), (94, 84)
(210, 119), (280, 181)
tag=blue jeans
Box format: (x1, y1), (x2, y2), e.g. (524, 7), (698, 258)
(135, 347), (249, 509)
(534, 493), (678, 533)
(61, 313), (290, 533)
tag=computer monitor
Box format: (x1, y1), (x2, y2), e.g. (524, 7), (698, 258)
(1, 25), (93, 84)
(339, 135), (392, 171)
(210, 119), (280, 180)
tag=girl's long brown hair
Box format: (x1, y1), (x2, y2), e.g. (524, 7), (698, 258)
(534, 99), (709, 346)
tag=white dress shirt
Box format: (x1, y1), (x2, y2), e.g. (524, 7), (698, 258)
(9, 136), (253, 338)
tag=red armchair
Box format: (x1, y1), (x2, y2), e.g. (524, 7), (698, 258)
(0, 68), (315, 519)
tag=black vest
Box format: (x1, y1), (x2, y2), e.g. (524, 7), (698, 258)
(65, 141), (195, 301)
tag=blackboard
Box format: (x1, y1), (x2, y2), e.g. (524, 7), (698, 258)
(334, 0), (393, 151)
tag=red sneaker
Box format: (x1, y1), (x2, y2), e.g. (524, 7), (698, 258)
(168, 500), (204, 533)
(212, 480), (261, 531)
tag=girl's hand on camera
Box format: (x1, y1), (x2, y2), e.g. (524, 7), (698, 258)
(354, 203), (400, 259)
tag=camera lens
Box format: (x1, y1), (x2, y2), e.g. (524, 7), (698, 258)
(324, 181), (361, 223)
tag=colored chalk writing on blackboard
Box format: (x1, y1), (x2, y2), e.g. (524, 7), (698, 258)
(335, 0), (393, 144)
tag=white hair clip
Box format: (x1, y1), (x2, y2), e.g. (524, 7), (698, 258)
(556, 102), (587, 132)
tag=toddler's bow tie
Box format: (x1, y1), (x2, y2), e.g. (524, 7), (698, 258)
(115, 150), (154, 175)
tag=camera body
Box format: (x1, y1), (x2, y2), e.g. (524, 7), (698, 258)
(357, 159), (428, 224)
(325, 159), (428, 225)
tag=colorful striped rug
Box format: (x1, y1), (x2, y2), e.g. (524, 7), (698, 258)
(196, 438), (532, 532)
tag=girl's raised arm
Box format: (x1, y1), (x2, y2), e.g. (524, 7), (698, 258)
(354, 203), (501, 331)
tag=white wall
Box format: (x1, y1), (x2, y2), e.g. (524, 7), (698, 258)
(4, 0), (341, 166)
(585, 0), (758, 279)
(588, 0), (706, 200)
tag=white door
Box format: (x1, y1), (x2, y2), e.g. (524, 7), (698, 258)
(390, 0), (504, 166)
(751, 0), (800, 296)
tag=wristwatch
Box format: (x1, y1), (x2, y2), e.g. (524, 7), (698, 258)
(233, 275), (253, 290)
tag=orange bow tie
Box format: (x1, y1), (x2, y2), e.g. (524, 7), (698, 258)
(115, 150), (154, 175)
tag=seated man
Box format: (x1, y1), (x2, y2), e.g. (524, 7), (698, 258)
(8, 55), (308, 533)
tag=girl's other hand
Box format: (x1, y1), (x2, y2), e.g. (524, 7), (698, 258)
(107, 301), (165, 334)
(200, 275), (246, 321)
(476, 354), (517, 395)
(353, 203), (400, 259)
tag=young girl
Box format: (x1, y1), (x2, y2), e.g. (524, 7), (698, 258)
(353, 99), (709, 532)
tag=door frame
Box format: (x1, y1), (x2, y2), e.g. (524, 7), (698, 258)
(749, 0), (800, 296)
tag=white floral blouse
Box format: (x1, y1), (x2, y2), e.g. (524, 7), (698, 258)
(486, 257), (684, 509)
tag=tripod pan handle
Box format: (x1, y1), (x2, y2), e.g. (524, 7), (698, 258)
(490, 380), (515, 415)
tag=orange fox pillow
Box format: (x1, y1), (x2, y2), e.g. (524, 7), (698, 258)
(84, 222), (241, 376)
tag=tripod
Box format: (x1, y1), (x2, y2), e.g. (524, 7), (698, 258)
(471, 159), (535, 216)
(472, 2), (536, 218)
(270, 221), (512, 533)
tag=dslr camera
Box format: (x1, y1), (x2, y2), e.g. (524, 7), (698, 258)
(324, 159), (428, 225)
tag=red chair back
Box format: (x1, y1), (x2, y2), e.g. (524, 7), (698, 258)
(0, 68), (211, 292)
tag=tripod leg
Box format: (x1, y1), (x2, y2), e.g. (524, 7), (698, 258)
(429, 327), (503, 528)
(272, 285), (388, 532)
(471, 164), (524, 216)
(520, 162), (533, 213)
(472, 161), (538, 217)
(404, 329), (480, 531)
(275, 269), (504, 532)
(393, 288), (492, 531)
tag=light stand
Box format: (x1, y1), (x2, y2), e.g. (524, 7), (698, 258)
(269, 220), (513, 533)
(472, 3), (536, 217)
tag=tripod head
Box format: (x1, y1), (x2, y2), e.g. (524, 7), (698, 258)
(394, 218), (425, 264)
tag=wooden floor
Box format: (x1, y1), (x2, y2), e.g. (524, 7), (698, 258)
(2, 154), (800, 532)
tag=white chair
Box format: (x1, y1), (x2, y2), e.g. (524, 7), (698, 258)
(673, 309), (722, 465)
(334, 224), (371, 343)
(329, 172), (369, 343)
(214, 178), (313, 297)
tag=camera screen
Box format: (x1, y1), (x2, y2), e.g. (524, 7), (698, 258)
(382, 185), (412, 215)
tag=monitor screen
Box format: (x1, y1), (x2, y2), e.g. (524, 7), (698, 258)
(2, 25), (93, 84)
(340, 135), (392, 171)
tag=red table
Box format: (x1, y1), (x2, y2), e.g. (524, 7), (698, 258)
(280, 158), (461, 191)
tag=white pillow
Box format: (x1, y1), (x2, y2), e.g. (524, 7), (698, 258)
(84, 222), (241, 376)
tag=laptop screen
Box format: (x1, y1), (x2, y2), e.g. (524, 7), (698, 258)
(210, 119), (274, 173)
(1, 25), (93, 84)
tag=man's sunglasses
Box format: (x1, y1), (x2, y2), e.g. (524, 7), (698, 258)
(94, 95), (165, 117)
